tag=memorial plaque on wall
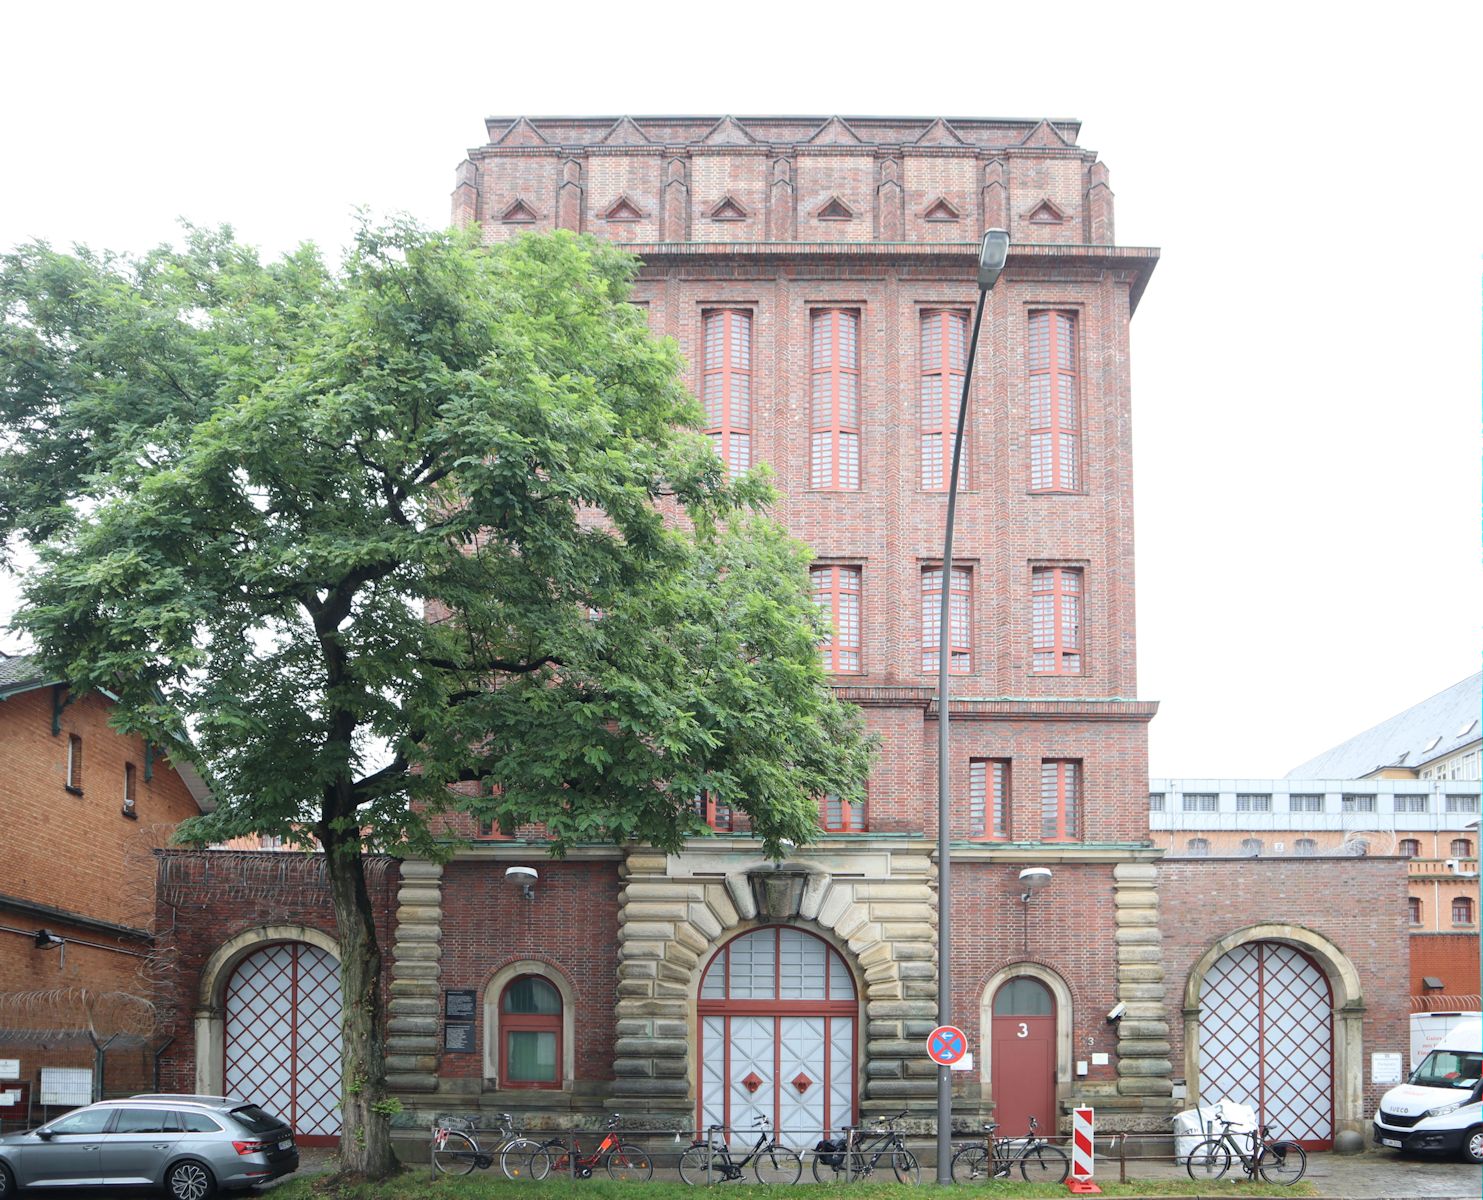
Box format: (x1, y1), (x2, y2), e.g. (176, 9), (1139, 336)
(444, 1022), (476, 1053)
(445, 989), (477, 1020)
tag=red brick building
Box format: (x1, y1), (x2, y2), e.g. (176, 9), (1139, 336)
(0, 652), (209, 1116)
(150, 115), (1411, 1152)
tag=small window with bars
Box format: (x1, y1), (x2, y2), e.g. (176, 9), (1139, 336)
(1453, 896), (1474, 926)
(694, 792), (734, 832)
(702, 309), (753, 477)
(1186, 838), (1210, 857)
(1288, 794), (1324, 812)
(919, 309), (968, 490)
(1394, 794), (1429, 813)
(65, 734), (83, 793)
(1293, 838), (1317, 856)
(1027, 310), (1080, 491)
(810, 310), (861, 489)
(811, 565), (862, 673)
(821, 792), (865, 832)
(1399, 838), (1421, 858)
(969, 759), (1010, 840)
(1182, 793), (1218, 812)
(1031, 567), (1082, 674)
(1240, 837), (1263, 856)
(921, 566), (971, 673)
(1408, 896), (1422, 925)
(1235, 793), (1271, 812)
(1039, 760), (1080, 841)
(1451, 838), (1473, 858)
(1446, 794), (1480, 813)
(1148, 792), (1165, 812)
(1341, 794), (1377, 813)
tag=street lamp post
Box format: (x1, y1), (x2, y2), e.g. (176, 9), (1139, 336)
(936, 228), (1010, 1183)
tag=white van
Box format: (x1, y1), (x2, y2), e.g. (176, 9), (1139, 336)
(1373, 1017), (1483, 1162)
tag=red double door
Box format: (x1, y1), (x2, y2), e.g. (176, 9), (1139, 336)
(990, 977), (1056, 1136)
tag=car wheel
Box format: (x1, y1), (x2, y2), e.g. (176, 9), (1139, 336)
(0, 1160), (15, 1200)
(166, 1158), (217, 1200)
(1464, 1126), (1483, 1164)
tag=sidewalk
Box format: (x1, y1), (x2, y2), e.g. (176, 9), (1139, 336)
(1116, 1147), (1481, 1199)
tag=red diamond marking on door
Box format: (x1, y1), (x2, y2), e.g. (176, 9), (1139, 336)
(742, 1071), (763, 1094)
(793, 1073), (813, 1094)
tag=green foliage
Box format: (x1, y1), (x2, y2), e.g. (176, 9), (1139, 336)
(0, 221), (872, 859)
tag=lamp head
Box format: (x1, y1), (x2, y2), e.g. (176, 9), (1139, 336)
(1018, 866), (1052, 901)
(504, 865), (538, 900)
(977, 229), (1011, 291)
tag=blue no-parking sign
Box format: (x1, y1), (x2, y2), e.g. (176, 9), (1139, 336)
(926, 1024), (967, 1065)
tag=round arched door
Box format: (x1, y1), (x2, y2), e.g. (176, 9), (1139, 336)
(697, 927), (857, 1149)
(991, 977), (1056, 1135)
(1198, 941), (1334, 1148)
(223, 942), (342, 1143)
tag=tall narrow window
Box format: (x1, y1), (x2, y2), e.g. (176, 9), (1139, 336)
(822, 793), (865, 832)
(811, 565), (862, 672)
(695, 792), (734, 832)
(703, 309), (752, 476)
(1031, 567), (1082, 674)
(921, 566), (971, 673)
(919, 309), (968, 490)
(1027, 311), (1079, 491)
(1040, 759), (1081, 841)
(1453, 896), (1474, 925)
(1399, 838), (1420, 858)
(500, 975), (562, 1088)
(122, 762), (137, 817)
(473, 781), (511, 840)
(969, 759), (1010, 840)
(1408, 896), (1422, 925)
(810, 309), (860, 489)
(65, 734), (83, 792)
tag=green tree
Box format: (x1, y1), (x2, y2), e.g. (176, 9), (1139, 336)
(0, 223), (871, 1177)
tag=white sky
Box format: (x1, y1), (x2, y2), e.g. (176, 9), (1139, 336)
(2, 1), (1479, 779)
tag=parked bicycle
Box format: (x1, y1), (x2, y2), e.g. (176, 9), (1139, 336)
(526, 1113), (654, 1181)
(950, 1115), (1070, 1184)
(678, 1114), (802, 1185)
(1185, 1117), (1308, 1185)
(812, 1111), (919, 1183)
(431, 1111), (544, 1179)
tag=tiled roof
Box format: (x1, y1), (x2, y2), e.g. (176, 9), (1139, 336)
(0, 652), (47, 695)
(1287, 672), (1482, 778)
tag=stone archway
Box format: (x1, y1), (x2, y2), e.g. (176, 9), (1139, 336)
(977, 962), (1075, 1106)
(193, 924), (340, 1097)
(482, 959), (578, 1088)
(1182, 924), (1364, 1139)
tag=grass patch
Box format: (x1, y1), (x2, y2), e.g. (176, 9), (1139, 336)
(275, 1175), (1317, 1200)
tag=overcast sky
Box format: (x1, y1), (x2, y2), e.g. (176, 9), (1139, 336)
(2, 2), (1478, 779)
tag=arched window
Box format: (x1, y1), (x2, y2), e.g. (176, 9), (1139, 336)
(1294, 838), (1317, 856)
(1451, 838), (1473, 858)
(993, 977), (1054, 1015)
(500, 975), (562, 1088)
(1452, 897), (1474, 926)
(1186, 838), (1210, 857)
(1399, 839), (1420, 858)
(1240, 838), (1262, 856)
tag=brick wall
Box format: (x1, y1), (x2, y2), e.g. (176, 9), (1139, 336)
(1411, 932), (1480, 997)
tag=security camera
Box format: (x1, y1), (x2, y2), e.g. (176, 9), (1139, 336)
(1106, 1002), (1126, 1023)
(1446, 858), (1459, 873)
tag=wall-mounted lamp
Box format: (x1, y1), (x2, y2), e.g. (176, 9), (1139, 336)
(34, 928), (66, 967)
(504, 865), (538, 901)
(1018, 866), (1053, 903)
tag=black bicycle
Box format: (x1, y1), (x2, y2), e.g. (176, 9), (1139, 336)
(678, 1115), (802, 1185)
(1186, 1118), (1307, 1185)
(812, 1111), (919, 1183)
(950, 1116), (1069, 1183)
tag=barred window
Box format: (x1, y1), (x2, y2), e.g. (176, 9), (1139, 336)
(970, 759), (1010, 840)
(1451, 838), (1473, 858)
(1399, 838), (1420, 858)
(1289, 794), (1324, 812)
(922, 566), (971, 673)
(1453, 896), (1474, 925)
(1342, 794), (1377, 813)
(1394, 794), (1429, 813)
(1182, 793), (1218, 812)
(1186, 837), (1210, 857)
(703, 309), (752, 476)
(920, 309), (968, 490)
(1446, 794), (1480, 813)
(1031, 567), (1082, 674)
(1293, 838), (1317, 856)
(1027, 311), (1080, 491)
(1408, 897), (1422, 925)
(694, 792), (734, 832)
(1235, 793), (1271, 812)
(1148, 792), (1165, 812)
(1040, 760), (1080, 841)
(810, 310), (860, 489)
(811, 565), (862, 673)
(1240, 838), (1263, 856)
(822, 793), (865, 832)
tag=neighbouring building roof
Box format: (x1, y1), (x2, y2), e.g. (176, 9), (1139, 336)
(1287, 673), (1483, 779)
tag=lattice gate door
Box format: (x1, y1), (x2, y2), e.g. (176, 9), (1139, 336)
(224, 943), (343, 1143)
(1198, 941), (1333, 1148)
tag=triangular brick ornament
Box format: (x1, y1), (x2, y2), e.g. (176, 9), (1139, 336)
(701, 115), (756, 145)
(1028, 199), (1066, 224)
(493, 117), (548, 147)
(500, 198), (539, 223)
(817, 196), (855, 221)
(602, 195), (645, 222)
(807, 115), (862, 145)
(708, 195), (749, 221)
(915, 118), (965, 146)
(923, 196), (961, 221)
(600, 116), (650, 144)
(1019, 118), (1072, 148)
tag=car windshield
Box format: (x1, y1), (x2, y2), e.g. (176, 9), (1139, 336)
(1409, 1049), (1483, 1090)
(229, 1104), (286, 1134)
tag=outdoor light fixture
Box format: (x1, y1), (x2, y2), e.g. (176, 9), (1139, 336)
(504, 865), (538, 901)
(1018, 866), (1053, 903)
(936, 228), (1010, 1183)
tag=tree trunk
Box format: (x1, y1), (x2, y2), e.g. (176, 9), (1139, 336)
(322, 832), (398, 1179)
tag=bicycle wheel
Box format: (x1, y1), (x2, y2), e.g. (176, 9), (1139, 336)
(812, 1151), (846, 1182)
(432, 1130), (479, 1177)
(527, 1140), (563, 1181)
(753, 1143), (802, 1185)
(499, 1137), (542, 1180)
(890, 1149), (920, 1184)
(1018, 1143), (1069, 1184)
(678, 1144), (721, 1185)
(950, 1146), (991, 1183)
(606, 1142), (654, 1182)
(1185, 1138), (1232, 1181)
(1258, 1141), (1307, 1185)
